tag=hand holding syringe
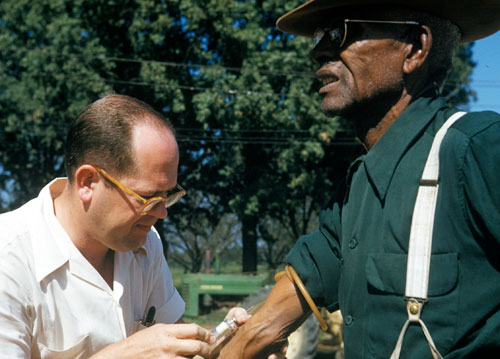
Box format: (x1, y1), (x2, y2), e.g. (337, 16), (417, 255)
(207, 306), (287, 358)
(208, 306), (255, 355)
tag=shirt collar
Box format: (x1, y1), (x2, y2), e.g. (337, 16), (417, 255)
(32, 178), (148, 284)
(362, 95), (449, 201)
(32, 178), (71, 283)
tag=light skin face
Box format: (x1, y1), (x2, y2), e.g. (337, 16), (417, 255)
(54, 119), (179, 282)
(86, 121), (179, 254)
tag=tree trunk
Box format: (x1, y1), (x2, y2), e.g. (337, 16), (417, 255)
(242, 215), (258, 273)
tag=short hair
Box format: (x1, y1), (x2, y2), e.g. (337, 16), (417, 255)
(377, 7), (461, 89)
(352, 6), (461, 90)
(404, 9), (461, 90)
(64, 94), (175, 182)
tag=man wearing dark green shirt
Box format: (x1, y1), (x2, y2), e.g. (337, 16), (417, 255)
(218, 1), (500, 359)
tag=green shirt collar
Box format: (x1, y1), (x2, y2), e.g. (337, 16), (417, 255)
(361, 95), (449, 201)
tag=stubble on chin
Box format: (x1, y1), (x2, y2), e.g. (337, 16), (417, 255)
(320, 97), (358, 119)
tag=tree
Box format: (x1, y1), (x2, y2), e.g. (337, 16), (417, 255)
(160, 190), (241, 273)
(0, 0), (476, 272)
(0, 0), (113, 208)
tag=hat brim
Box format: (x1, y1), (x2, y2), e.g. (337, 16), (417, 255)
(276, 0), (500, 42)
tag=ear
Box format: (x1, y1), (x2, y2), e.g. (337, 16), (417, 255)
(74, 165), (100, 203)
(403, 25), (432, 75)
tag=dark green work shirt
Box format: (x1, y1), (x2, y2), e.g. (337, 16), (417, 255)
(287, 95), (500, 359)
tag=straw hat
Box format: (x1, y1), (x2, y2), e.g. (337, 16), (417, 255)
(276, 0), (500, 42)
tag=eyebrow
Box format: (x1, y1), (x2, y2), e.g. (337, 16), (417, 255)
(142, 184), (180, 197)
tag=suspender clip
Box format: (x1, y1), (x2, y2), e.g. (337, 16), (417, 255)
(419, 179), (438, 186)
(406, 298), (425, 321)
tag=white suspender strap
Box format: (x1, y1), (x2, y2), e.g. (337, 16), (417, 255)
(405, 111), (466, 300)
(390, 111), (467, 359)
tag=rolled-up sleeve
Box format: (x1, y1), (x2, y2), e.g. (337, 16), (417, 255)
(145, 234), (185, 324)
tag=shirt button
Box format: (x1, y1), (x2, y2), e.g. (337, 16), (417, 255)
(345, 315), (353, 325)
(349, 238), (358, 249)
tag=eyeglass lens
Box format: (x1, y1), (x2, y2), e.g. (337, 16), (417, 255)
(141, 191), (185, 213)
(313, 19), (346, 47)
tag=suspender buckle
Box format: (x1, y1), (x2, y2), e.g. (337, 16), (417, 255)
(406, 298), (425, 321)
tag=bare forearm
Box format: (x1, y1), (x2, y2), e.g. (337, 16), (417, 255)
(217, 276), (311, 359)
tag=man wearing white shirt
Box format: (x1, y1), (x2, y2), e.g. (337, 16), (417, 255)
(0, 94), (216, 358)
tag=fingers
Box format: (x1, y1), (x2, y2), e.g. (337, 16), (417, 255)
(160, 323), (215, 344)
(267, 340), (289, 359)
(154, 323), (215, 358)
(280, 340), (289, 354)
(172, 338), (212, 358)
(226, 307), (251, 326)
(267, 354), (287, 359)
(95, 323), (215, 359)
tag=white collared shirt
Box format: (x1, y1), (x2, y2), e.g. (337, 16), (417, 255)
(0, 178), (185, 358)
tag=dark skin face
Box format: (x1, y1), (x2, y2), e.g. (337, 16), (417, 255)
(310, 8), (432, 150)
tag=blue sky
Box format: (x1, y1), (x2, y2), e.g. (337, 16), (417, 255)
(469, 31), (500, 112)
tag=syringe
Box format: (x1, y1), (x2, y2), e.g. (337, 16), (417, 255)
(209, 306), (255, 353)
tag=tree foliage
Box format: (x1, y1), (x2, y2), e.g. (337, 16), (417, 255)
(0, 0), (476, 272)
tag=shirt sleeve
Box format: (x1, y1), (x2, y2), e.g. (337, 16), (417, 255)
(0, 239), (33, 358)
(460, 112), (500, 243)
(144, 232), (185, 324)
(286, 190), (344, 312)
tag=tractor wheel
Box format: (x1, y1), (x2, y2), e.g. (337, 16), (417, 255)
(239, 285), (320, 359)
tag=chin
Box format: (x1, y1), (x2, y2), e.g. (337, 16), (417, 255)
(132, 236), (148, 250)
(321, 96), (353, 117)
(115, 235), (148, 252)
(321, 104), (350, 118)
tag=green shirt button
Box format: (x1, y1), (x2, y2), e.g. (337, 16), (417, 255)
(349, 238), (358, 249)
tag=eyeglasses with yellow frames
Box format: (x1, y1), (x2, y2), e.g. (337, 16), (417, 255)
(94, 166), (186, 216)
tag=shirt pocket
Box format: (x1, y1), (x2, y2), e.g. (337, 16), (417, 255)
(39, 334), (90, 359)
(365, 253), (459, 359)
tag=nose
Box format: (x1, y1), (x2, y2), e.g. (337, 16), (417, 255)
(146, 202), (168, 219)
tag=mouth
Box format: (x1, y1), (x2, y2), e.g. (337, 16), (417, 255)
(135, 223), (154, 232)
(316, 68), (339, 94)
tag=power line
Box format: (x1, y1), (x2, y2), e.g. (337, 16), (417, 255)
(175, 136), (360, 146)
(105, 78), (305, 99)
(176, 127), (315, 133)
(3, 46), (316, 78)
(5, 46), (500, 88)
(175, 127), (360, 146)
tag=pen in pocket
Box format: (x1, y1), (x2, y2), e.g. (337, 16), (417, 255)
(135, 306), (156, 332)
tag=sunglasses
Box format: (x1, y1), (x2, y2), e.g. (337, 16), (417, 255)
(313, 19), (421, 48)
(94, 166), (186, 215)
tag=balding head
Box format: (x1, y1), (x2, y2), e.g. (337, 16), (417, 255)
(64, 94), (176, 182)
